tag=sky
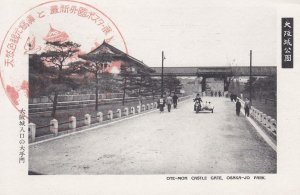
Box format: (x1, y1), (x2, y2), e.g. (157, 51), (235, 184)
(101, 0), (277, 67)
(19, 0), (277, 68)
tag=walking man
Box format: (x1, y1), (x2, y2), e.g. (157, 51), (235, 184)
(236, 99), (241, 116)
(172, 93), (178, 109)
(158, 96), (165, 113)
(166, 94), (173, 112)
(244, 98), (251, 117)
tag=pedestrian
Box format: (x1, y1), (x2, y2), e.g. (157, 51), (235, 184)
(158, 96), (165, 113)
(244, 98), (251, 117)
(172, 93), (178, 109)
(211, 91), (213, 97)
(230, 94), (233, 102)
(218, 91), (221, 97)
(165, 94), (173, 112)
(236, 99), (241, 116)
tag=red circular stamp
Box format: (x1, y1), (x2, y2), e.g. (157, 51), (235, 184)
(0, 0), (127, 112)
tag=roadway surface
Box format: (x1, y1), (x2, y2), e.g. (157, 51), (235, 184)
(29, 97), (276, 174)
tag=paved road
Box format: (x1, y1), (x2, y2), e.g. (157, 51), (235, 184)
(29, 97), (276, 174)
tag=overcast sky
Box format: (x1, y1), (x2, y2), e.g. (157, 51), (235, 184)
(102, 0), (277, 67)
(28, 0), (277, 68)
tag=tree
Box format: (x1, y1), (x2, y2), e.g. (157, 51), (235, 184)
(119, 62), (139, 105)
(148, 78), (161, 100)
(243, 77), (257, 99)
(40, 41), (80, 117)
(243, 76), (276, 100)
(75, 53), (115, 111)
(164, 76), (182, 94)
(228, 77), (242, 97)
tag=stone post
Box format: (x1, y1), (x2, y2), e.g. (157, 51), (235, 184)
(117, 109), (122, 118)
(97, 112), (103, 123)
(266, 116), (272, 129)
(84, 114), (91, 126)
(142, 104), (146, 111)
(108, 110), (113, 120)
(130, 107), (135, 115)
(136, 105), (141, 113)
(124, 107), (129, 116)
(258, 112), (262, 122)
(262, 114), (267, 126)
(270, 119), (277, 132)
(50, 119), (58, 136)
(28, 123), (36, 142)
(69, 116), (76, 130)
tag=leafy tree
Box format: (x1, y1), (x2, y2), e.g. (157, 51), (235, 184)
(164, 76), (182, 95)
(75, 53), (115, 110)
(243, 76), (276, 100)
(119, 62), (140, 105)
(40, 41), (80, 117)
(148, 78), (161, 100)
(243, 77), (257, 99)
(228, 77), (242, 97)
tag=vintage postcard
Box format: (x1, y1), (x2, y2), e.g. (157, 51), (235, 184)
(0, 0), (299, 194)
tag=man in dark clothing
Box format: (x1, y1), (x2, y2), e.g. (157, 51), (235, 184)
(172, 94), (178, 108)
(194, 93), (202, 111)
(165, 94), (173, 112)
(158, 96), (165, 113)
(244, 98), (251, 117)
(236, 99), (241, 116)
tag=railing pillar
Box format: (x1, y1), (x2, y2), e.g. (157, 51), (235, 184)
(266, 116), (272, 129)
(28, 123), (36, 142)
(117, 109), (122, 118)
(84, 114), (91, 126)
(261, 114), (267, 126)
(124, 107), (129, 116)
(69, 116), (76, 130)
(50, 119), (58, 136)
(130, 107), (135, 115)
(108, 110), (113, 120)
(270, 119), (277, 133)
(136, 105), (141, 113)
(142, 104), (146, 111)
(150, 103), (154, 109)
(97, 112), (103, 123)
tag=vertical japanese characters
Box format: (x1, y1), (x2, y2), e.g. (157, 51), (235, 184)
(282, 18), (293, 68)
(19, 109), (26, 164)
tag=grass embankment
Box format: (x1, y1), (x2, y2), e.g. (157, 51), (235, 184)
(251, 99), (276, 120)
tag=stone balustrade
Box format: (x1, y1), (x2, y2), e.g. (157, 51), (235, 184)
(237, 97), (276, 134)
(29, 96), (192, 142)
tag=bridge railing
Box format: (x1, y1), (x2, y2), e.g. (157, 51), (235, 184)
(237, 97), (277, 135)
(28, 95), (192, 143)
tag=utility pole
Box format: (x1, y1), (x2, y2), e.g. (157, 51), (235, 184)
(161, 51), (165, 97)
(250, 50), (252, 103)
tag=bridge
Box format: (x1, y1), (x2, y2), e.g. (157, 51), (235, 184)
(29, 97), (276, 174)
(150, 66), (277, 77)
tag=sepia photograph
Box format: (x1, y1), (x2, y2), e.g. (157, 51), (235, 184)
(1, 0), (300, 194)
(22, 0), (277, 175)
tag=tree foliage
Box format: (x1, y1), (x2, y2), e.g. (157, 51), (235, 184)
(38, 41), (81, 117)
